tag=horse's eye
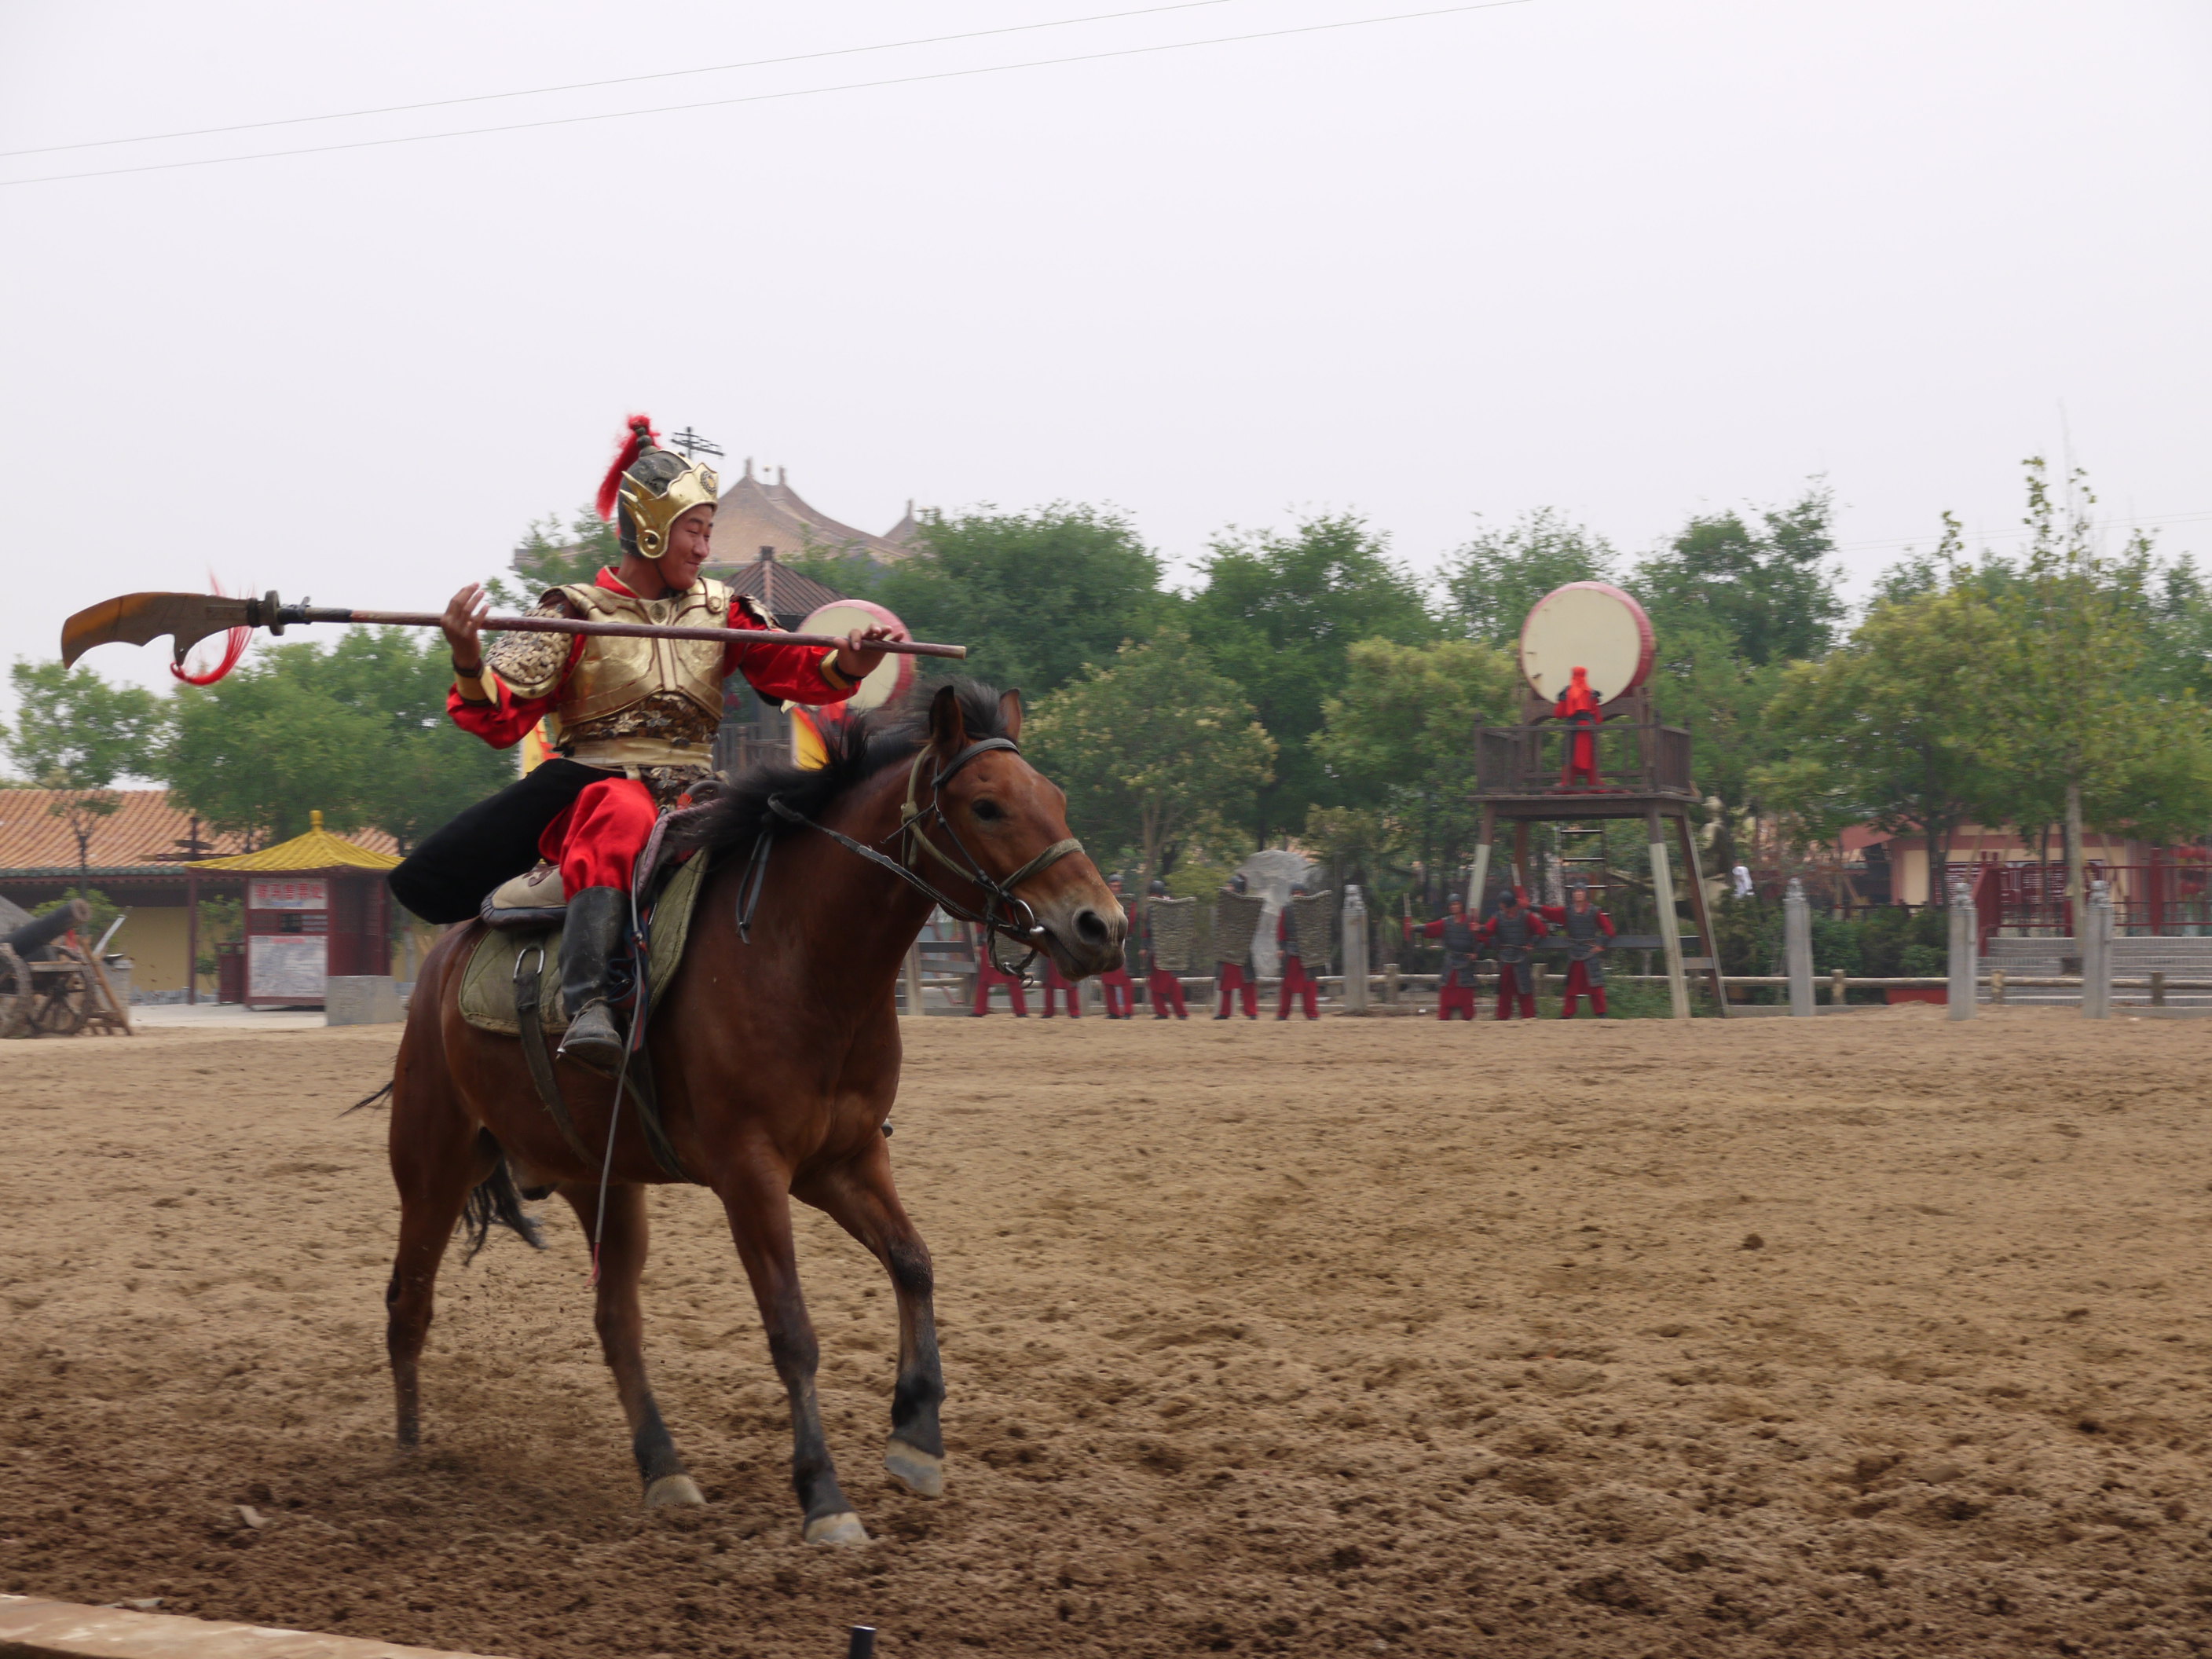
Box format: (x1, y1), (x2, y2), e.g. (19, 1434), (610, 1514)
(972, 799), (1003, 822)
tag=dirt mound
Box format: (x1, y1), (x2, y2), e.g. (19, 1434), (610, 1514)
(3, 1010), (2208, 1657)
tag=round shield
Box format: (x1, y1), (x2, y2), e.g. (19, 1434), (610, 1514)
(1517, 582), (1655, 704)
(798, 599), (915, 712)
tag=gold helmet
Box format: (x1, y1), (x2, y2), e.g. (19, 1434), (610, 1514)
(594, 415), (719, 559)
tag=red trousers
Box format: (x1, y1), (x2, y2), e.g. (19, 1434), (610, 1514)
(1041, 965), (1082, 1018)
(1496, 973), (1537, 1020)
(1437, 972), (1478, 1021)
(1277, 955), (1318, 1020)
(972, 958), (1029, 1016)
(1100, 968), (1134, 1018)
(1215, 963), (1257, 1018)
(1148, 969), (1187, 1018)
(1563, 729), (1598, 786)
(541, 775), (658, 893)
(1561, 960), (1608, 1018)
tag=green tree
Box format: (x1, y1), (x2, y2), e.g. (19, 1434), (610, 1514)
(2, 660), (166, 788)
(1632, 486), (1844, 666)
(502, 505), (619, 598)
(2, 660), (167, 894)
(162, 630), (511, 852)
(1639, 612), (1789, 872)
(858, 506), (1165, 697)
(1440, 508), (1618, 646)
(1977, 460), (2204, 914)
(1759, 584), (2011, 893)
(1184, 514), (1434, 840)
(1024, 630), (1276, 895)
(1309, 636), (1518, 885)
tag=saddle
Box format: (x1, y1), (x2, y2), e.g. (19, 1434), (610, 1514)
(456, 848), (712, 1181)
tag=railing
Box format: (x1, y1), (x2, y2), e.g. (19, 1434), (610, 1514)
(1968, 859), (2212, 939)
(1472, 719), (1694, 798)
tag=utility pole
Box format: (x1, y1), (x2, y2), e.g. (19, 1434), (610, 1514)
(668, 427), (725, 461)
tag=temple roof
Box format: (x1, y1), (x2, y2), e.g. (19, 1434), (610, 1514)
(0, 788), (260, 877)
(722, 558), (848, 629)
(197, 809), (400, 873)
(706, 460), (917, 569)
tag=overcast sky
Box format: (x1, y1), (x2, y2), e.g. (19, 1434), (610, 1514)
(3, 0), (2207, 710)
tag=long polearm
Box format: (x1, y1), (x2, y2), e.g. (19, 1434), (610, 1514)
(59, 590), (967, 670)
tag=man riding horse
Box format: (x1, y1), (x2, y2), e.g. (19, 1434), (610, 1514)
(388, 416), (895, 1068)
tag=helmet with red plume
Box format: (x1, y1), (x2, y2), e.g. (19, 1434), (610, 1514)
(595, 414), (719, 559)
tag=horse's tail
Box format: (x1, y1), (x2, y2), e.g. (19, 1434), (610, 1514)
(342, 1079), (395, 1115)
(460, 1130), (547, 1262)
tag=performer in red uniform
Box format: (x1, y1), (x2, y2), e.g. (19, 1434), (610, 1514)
(1481, 887), (1547, 1021)
(1097, 873), (1136, 1017)
(1214, 873), (1259, 1020)
(1555, 664), (1602, 787)
(971, 939), (1031, 1016)
(1040, 958), (1083, 1018)
(1540, 881), (1615, 1017)
(1406, 892), (1481, 1021)
(1143, 878), (1188, 1019)
(392, 416), (895, 1069)
(1276, 883), (1320, 1020)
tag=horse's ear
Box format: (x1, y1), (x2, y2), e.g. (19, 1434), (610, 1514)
(997, 687), (1023, 744)
(928, 683), (969, 755)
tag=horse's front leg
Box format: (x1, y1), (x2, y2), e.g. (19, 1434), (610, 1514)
(720, 1162), (866, 1544)
(556, 1181), (705, 1509)
(804, 1140), (946, 1499)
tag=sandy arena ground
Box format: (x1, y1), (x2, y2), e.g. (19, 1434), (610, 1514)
(2, 1008), (2209, 1658)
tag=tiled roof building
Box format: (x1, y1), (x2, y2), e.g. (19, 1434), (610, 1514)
(705, 460), (921, 572)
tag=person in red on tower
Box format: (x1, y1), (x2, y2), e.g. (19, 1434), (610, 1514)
(1276, 882), (1320, 1020)
(1481, 886), (1547, 1021)
(1096, 873), (1137, 1017)
(1405, 892), (1481, 1021)
(1539, 881), (1615, 1018)
(394, 415), (896, 1070)
(1555, 664), (1602, 787)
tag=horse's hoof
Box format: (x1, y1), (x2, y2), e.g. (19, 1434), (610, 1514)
(803, 1511), (870, 1546)
(644, 1474), (706, 1509)
(884, 1441), (944, 1498)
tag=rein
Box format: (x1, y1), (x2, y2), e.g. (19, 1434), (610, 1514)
(748, 735), (1082, 976)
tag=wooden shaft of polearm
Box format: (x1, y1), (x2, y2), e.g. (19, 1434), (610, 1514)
(304, 608), (968, 660)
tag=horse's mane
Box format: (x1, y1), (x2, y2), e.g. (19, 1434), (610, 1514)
(677, 679), (1013, 862)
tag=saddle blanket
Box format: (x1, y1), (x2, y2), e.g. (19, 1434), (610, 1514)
(457, 851), (711, 1037)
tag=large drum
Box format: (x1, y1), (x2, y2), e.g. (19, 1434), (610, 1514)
(1518, 582), (1655, 704)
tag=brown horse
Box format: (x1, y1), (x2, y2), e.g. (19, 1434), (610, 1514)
(383, 683), (1122, 1544)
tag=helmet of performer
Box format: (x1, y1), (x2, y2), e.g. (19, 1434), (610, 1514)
(1148, 878), (1168, 896)
(1230, 873), (1248, 895)
(1108, 871), (1126, 890)
(1499, 886), (1522, 907)
(1447, 892), (1463, 910)
(595, 414), (720, 560)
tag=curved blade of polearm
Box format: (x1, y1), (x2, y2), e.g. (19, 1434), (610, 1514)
(61, 593), (258, 668)
(60, 591), (970, 669)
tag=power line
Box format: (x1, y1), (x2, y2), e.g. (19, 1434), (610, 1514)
(0, 0), (1242, 160)
(0, 0), (1540, 189)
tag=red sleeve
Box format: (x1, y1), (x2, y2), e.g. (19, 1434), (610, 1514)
(1528, 914), (1548, 939)
(1417, 918), (1445, 938)
(1599, 912), (1616, 938)
(721, 609), (851, 706)
(1537, 905), (1566, 924)
(448, 676), (561, 750)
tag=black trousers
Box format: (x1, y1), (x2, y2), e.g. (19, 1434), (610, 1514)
(387, 760), (607, 924)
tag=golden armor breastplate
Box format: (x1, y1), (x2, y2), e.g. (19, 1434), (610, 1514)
(544, 579), (734, 771)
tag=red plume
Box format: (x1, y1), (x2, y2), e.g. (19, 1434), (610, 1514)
(170, 570), (251, 687)
(595, 414), (657, 522)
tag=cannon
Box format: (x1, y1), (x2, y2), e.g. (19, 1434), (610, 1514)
(2, 899), (93, 1038)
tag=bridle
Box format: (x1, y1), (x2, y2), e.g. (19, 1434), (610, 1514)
(745, 735), (1083, 975)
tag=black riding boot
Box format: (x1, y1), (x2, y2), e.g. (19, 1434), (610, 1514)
(555, 886), (629, 1073)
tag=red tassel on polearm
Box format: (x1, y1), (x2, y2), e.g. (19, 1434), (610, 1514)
(170, 572), (251, 686)
(594, 413), (658, 522)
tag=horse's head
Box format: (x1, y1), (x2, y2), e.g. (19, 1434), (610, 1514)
(922, 683), (1126, 978)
